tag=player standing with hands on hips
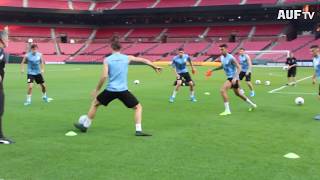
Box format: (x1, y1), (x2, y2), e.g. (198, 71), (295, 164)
(0, 26), (14, 144)
(169, 48), (197, 103)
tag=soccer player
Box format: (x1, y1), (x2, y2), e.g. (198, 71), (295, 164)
(238, 48), (255, 97)
(74, 37), (162, 136)
(311, 45), (320, 97)
(206, 44), (257, 116)
(169, 48), (197, 103)
(286, 52), (297, 86)
(0, 26), (14, 144)
(20, 44), (51, 106)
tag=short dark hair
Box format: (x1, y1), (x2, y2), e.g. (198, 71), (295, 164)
(310, 45), (319, 49)
(219, 44), (228, 48)
(239, 48), (245, 51)
(31, 44), (38, 49)
(110, 36), (121, 51)
(178, 48), (184, 52)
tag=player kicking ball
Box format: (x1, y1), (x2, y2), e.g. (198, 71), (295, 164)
(20, 44), (52, 106)
(238, 48), (255, 97)
(74, 37), (162, 136)
(206, 44), (257, 116)
(169, 48), (197, 103)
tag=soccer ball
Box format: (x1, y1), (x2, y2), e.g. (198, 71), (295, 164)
(133, 80), (140, 84)
(78, 115), (88, 124)
(282, 66), (289, 71)
(295, 97), (304, 105)
(255, 80), (261, 85)
(239, 89), (245, 95)
(265, 81), (271, 86)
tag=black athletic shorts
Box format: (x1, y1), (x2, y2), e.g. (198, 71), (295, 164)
(239, 71), (251, 81)
(27, 74), (45, 84)
(177, 72), (193, 83)
(97, 90), (139, 108)
(227, 78), (240, 89)
(287, 68), (297, 77)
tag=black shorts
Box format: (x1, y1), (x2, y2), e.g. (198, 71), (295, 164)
(97, 90), (139, 108)
(227, 78), (240, 89)
(27, 74), (45, 84)
(287, 68), (297, 77)
(177, 72), (193, 83)
(239, 71), (251, 81)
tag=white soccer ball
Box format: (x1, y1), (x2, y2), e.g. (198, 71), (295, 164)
(282, 66), (289, 71)
(295, 97), (304, 105)
(239, 89), (245, 95)
(134, 80), (140, 84)
(78, 115), (87, 124)
(265, 81), (271, 86)
(255, 80), (261, 85)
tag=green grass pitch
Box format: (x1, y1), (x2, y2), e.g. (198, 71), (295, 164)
(0, 64), (320, 180)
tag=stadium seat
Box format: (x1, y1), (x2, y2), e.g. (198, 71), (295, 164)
(28, 0), (69, 9)
(0, 0), (23, 7)
(116, 0), (155, 9)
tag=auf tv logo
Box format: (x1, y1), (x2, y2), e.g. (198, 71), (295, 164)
(277, 10), (315, 20)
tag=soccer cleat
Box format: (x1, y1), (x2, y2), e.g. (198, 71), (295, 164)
(249, 104), (258, 112)
(135, 131), (152, 136)
(43, 96), (53, 103)
(169, 96), (175, 103)
(74, 123), (88, 133)
(250, 91), (255, 97)
(219, 111), (231, 116)
(24, 101), (31, 106)
(190, 96), (197, 102)
(0, 137), (14, 144)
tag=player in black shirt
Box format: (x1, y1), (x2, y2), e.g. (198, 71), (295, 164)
(286, 52), (297, 86)
(0, 26), (13, 144)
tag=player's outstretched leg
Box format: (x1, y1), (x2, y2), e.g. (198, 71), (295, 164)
(169, 80), (182, 103)
(74, 99), (100, 133)
(134, 103), (151, 136)
(233, 88), (257, 111)
(24, 83), (33, 106)
(219, 81), (232, 116)
(189, 81), (197, 102)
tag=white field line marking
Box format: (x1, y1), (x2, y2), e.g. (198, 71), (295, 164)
(268, 76), (312, 94)
(272, 92), (316, 95)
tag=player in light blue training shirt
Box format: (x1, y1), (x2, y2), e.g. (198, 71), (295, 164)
(206, 44), (257, 116)
(311, 45), (320, 97)
(74, 37), (162, 136)
(170, 48), (197, 103)
(238, 48), (255, 97)
(20, 44), (51, 106)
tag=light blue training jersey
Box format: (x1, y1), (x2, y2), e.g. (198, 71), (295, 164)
(105, 52), (129, 92)
(172, 54), (190, 74)
(239, 54), (249, 72)
(313, 55), (320, 79)
(26, 52), (42, 75)
(221, 53), (237, 78)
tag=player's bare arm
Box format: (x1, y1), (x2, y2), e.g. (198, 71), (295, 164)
(20, 56), (27, 74)
(246, 54), (253, 75)
(128, 56), (162, 73)
(231, 58), (241, 84)
(40, 55), (45, 74)
(92, 62), (108, 98)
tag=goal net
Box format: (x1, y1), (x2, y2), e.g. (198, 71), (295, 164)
(245, 50), (290, 66)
